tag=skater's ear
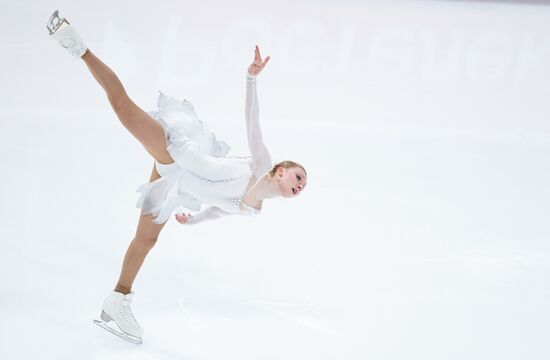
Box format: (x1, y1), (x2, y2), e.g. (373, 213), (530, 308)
(276, 165), (285, 177)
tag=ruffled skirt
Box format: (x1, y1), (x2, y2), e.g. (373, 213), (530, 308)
(135, 92), (254, 224)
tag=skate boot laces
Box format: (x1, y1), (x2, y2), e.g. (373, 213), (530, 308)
(121, 295), (140, 328)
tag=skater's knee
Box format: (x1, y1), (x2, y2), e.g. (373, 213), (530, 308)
(109, 92), (132, 115)
(134, 235), (159, 249)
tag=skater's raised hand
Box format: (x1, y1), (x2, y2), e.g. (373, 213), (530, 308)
(248, 45), (270, 76)
(175, 213), (192, 224)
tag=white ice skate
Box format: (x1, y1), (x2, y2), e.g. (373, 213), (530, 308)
(47, 10), (87, 58)
(93, 290), (144, 344)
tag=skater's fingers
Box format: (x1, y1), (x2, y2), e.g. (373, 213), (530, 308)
(175, 213), (193, 224)
(256, 45), (263, 62)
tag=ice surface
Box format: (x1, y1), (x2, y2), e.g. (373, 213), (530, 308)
(1, 0), (550, 359)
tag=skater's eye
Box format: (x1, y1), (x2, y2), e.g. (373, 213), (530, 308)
(297, 175), (301, 180)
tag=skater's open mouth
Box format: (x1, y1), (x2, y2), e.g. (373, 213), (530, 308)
(292, 187), (296, 194)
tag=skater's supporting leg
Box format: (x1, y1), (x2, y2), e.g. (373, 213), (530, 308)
(115, 162), (167, 294)
(81, 50), (175, 165)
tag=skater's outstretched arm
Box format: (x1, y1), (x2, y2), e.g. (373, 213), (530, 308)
(175, 206), (236, 225)
(246, 45), (272, 179)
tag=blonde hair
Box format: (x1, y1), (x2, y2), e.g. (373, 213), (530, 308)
(268, 160), (307, 178)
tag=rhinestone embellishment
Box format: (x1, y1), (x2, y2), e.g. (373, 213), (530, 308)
(186, 169), (243, 183)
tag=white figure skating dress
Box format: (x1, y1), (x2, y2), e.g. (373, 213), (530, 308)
(136, 72), (272, 224)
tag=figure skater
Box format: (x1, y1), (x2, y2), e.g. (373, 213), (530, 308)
(47, 10), (307, 344)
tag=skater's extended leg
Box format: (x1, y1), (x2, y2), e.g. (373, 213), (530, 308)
(115, 162), (167, 294)
(81, 50), (175, 165)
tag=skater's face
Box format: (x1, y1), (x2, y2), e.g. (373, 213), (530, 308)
(276, 166), (307, 198)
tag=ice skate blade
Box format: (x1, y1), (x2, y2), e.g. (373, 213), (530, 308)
(47, 10), (70, 35)
(93, 319), (143, 345)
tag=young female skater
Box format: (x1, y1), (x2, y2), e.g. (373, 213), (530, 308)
(47, 11), (307, 344)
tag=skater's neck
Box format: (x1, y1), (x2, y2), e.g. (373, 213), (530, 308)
(249, 174), (283, 203)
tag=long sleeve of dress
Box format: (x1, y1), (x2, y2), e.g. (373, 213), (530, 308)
(246, 71), (272, 179)
(185, 206), (236, 225)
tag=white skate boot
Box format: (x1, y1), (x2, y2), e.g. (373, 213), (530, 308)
(47, 10), (87, 58)
(93, 290), (144, 344)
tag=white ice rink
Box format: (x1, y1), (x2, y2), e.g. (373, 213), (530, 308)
(1, 0), (550, 359)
